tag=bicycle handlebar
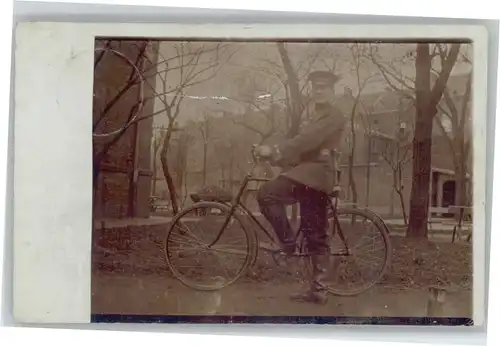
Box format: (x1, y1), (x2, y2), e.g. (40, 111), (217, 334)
(250, 144), (273, 163)
(249, 144), (269, 177)
(249, 145), (276, 180)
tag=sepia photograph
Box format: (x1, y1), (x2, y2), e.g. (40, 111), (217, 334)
(90, 36), (476, 324)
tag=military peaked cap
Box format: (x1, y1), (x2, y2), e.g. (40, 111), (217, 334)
(308, 70), (340, 85)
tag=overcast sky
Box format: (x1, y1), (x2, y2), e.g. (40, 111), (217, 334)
(152, 41), (472, 126)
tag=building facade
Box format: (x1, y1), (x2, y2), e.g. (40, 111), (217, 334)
(334, 74), (472, 217)
(93, 40), (158, 219)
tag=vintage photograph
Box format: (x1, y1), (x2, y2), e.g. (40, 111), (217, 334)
(91, 38), (474, 323)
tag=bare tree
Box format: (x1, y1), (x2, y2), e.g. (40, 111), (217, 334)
(341, 44), (376, 207)
(151, 42), (238, 214)
(93, 40), (238, 216)
(434, 52), (472, 207)
(368, 43), (461, 238)
(230, 72), (283, 144)
(378, 107), (413, 224)
(169, 130), (194, 207)
(151, 125), (167, 196)
(93, 40), (151, 188)
(92, 40), (158, 219)
(230, 73), (284, 180)
(276, 42), (305, 137)
(213, 138), (233, 189)
(197, 112), (212, 186)
(356, 92), (395, 208)
(237, 44), (328, 136)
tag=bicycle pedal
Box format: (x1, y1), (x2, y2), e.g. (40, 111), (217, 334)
(258, 241), (280, 252)
(278, 249), (302, 257)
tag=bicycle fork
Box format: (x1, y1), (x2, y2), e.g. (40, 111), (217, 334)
(329, 196), (351, 257)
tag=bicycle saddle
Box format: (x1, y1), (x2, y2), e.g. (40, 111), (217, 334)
(190, 185), (233, 203)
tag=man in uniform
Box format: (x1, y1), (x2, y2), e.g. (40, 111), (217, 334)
(254, 70), (346, 305)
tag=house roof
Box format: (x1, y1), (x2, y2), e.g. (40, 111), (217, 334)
(334, 72), (470, 116)
(333, 88), (412, 117)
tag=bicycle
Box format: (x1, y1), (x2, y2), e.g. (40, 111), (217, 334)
(164, 147), (392, 297)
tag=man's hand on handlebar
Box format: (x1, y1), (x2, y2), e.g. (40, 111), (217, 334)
(251, 144), (273, 161)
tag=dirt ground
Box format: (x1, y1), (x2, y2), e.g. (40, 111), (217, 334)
(92, 221), (473, 319)
(91, 272), (471, 317)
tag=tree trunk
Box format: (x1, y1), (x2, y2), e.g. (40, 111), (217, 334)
(348, 154), (358, 206)
(202, 142), (208, 186)
(182, 169), (189, 208)
(454, 127), (469, 206)
(160, 126), (179, 215)
(397, 163), (408, 225)
(397, 189), (408, 225)
(220, 165), (226, 187)
(455, 161), (468, 206)
(177, 140), (188, 204)
(407, 44), (433, 238)
(392, 163), (407, 224)
(276, 42), (303, 225)
(151, 166), (157, 196)
(407, 43), (460, 238)
(365, 133), (372, 207)
(229, 151), (234, 194)
(348, 111), (358, 206)
(277, 42), (303, 137)
(151, 143), (160, 196)
(407, 111), (433, 237)
(175, 135), (189, 199)
(390, 190), (395, 217)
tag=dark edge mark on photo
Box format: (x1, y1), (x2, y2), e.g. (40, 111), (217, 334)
(91, 314), (473, 325)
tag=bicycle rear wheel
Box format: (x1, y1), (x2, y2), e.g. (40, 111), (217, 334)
(302, 207), (391, 296)
(164, 201), (257, 291)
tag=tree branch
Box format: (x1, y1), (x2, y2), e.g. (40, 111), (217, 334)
(429, 43), (461, 107)
(93, 41), (148, 131)
(459, 72), (472, 131)
(94, 40), (112, 69)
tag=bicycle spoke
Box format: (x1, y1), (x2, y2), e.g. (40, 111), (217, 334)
(210, 250), (232, 280)
(350, 254), (382, 270)
(187, 221), (211, 244)
(165, 202), (252, 291)
(216, 234), (246, 245)
(174, 223), (205, 245)
(353, 243), (386, 256)
(351, 257), (370, 284)
(350, 235), (379, 251)
(169, 245), (205, 252)
(170, 233), (204, 246)
(320, 209), (391, 296)
(208, 246), (248, 256)
(174, 263), (207, 269)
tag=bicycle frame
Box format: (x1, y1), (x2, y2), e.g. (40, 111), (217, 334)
(207, 171), (278, 248)
(206, 146), (355, 255)
(207, 168), (350, 257)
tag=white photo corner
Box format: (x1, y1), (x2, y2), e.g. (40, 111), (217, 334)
(13, 21), (488, 325)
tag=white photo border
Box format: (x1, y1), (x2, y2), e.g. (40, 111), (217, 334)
(13, 22), (488, 325)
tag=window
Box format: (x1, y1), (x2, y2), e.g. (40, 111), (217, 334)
(369, 132), (397, 162)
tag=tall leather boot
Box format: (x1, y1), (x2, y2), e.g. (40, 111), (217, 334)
(290, 253), (330, 304)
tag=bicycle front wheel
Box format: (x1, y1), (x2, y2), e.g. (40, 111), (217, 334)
(302, 207), (391, 296)
(328, 207), (392, 296)
(164, 201), (257, 291)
